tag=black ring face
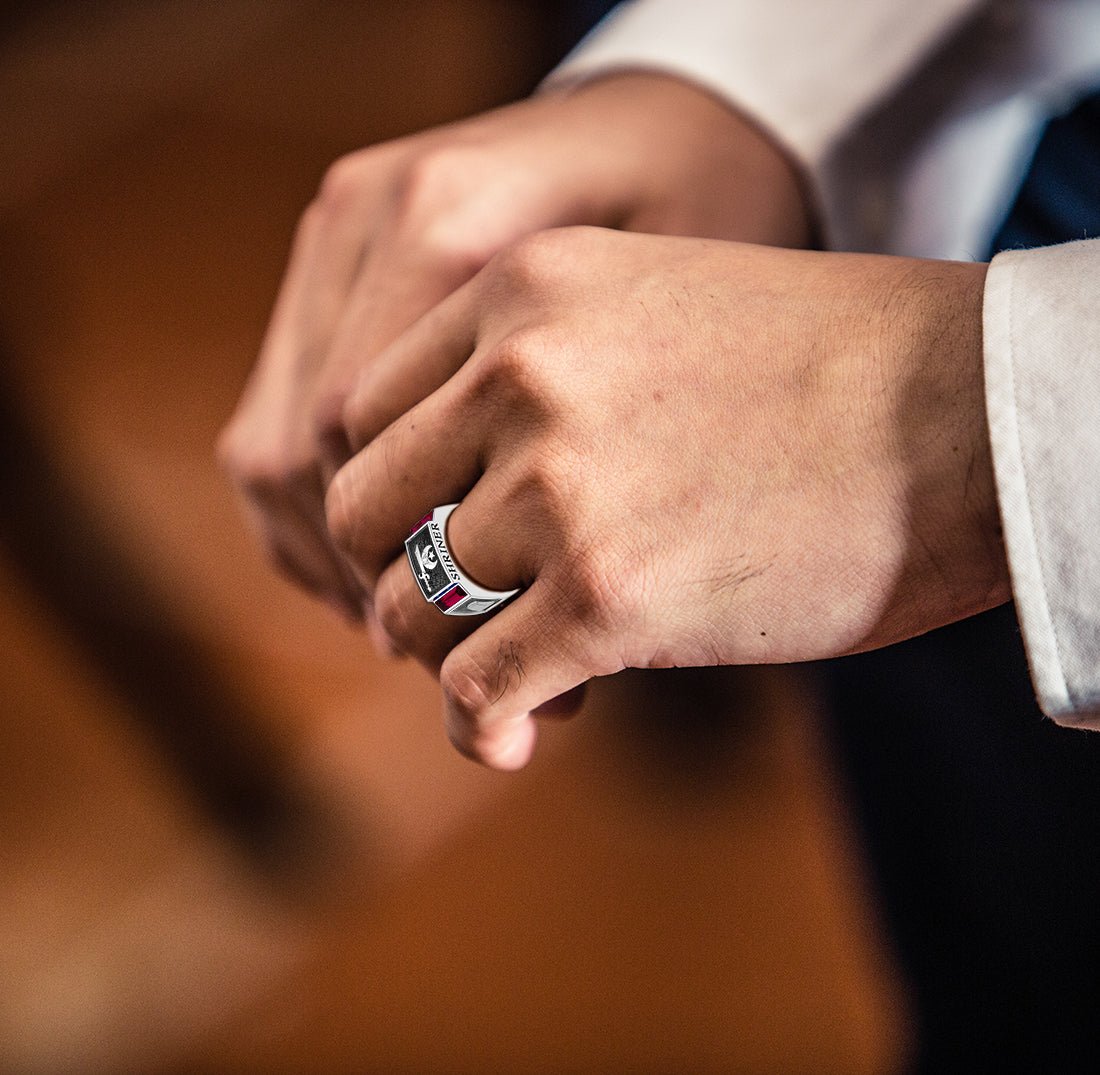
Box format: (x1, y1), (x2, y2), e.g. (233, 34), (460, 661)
(404, 506), (518, 617)
(406, 517), (455, 603)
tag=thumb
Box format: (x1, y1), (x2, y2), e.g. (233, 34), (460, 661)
(438, 581), (612, 770)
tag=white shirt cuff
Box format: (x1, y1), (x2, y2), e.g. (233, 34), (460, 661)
(984, 240), (1100, 726)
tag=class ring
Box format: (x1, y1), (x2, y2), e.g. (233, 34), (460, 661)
(405, 503), (520, 617)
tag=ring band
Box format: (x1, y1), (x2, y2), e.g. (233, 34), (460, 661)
(405, 503), (520, 616)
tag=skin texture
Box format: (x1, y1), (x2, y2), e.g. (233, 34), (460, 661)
(220, 72), (1008, 769)
(217, 74), (811, 626)
(326, 227), (1009, 770)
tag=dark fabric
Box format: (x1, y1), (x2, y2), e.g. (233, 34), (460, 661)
(989, 88), (1100, 256)
(548, 1), (622, 69)
(824, 89), (1100, 1073)
(825, 609), (1100, 1072)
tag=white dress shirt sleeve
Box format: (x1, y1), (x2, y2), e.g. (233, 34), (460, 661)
(546, 0), (984, 175)
(984, 240), (1100, 727)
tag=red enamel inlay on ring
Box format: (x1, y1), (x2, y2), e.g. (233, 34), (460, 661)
(436, 585), (467, 611)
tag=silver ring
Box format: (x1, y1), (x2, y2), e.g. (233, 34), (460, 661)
(405, 503), (520, 616)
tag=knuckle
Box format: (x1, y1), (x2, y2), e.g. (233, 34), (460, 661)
(315, 152), (368, 217)
(506, 448), (577, 524)
(489, 230), (568, 293)
(473, 330), (559, 416)
(561, 542), (638, 639)
(217, 422), (314, 500)
(570, 556), (620, 628)
(440, 651), (494, 723)
(390, 148), (490, 275)
(417, 215), (490, 280)
(488, 225), (599, 294)
(393, 148), (464, 219)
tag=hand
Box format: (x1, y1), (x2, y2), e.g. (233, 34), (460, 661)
(326, 227), (1009, 769)
(217, 74), (812, 622)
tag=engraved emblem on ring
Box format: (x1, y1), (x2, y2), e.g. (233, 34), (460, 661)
(405, 504), (521, 616)
(414, 543), (437, 588)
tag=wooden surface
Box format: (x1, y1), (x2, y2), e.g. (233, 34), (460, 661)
(0, 4), (909, 1071)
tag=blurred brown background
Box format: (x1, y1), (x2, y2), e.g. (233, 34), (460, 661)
(0, 3), (909, 1071)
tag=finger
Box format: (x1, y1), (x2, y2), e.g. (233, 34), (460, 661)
(368, 474), (528, 667)
(438, 493), (599, 767)
(371, 543), (478, 672)
(311, 201), (487, 471)
(221, 157), (397, 612)
(247, 157), (388, 413)
(240, 488), (366, 622)
(341, 277), (480, 453)
(326, 355), (490, 590)
(438, 580), (609, 770)
(371, 499), (590, 732)
(218, 420), (366, 615)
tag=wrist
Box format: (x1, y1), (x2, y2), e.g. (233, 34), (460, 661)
(551, 71), (814, 248)
(881, 258), (1010, 634)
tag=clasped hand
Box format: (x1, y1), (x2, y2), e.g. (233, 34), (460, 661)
(220, 75), (1007, 769)
(325, 227), (1004, 769)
